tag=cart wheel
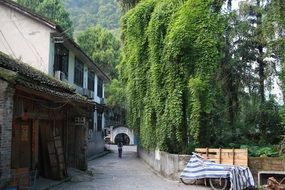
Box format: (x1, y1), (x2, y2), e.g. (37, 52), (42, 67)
(209, 178), (229, 190)
(180, 178), (196, 185)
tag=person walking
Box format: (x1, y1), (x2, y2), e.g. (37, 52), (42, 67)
(118, 141), (123, 158)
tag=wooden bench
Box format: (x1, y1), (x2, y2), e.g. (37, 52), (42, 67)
(195, 148), (248, 167)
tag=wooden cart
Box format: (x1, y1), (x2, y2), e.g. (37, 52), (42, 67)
(195, 148), (248, 167)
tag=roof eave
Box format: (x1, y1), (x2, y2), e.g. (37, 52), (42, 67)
(1, 0), (58, 30)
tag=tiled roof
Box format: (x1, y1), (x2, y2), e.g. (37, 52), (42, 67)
(0, 52), (94, 105)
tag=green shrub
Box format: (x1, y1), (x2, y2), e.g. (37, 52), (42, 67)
(241, 145), (279, 157)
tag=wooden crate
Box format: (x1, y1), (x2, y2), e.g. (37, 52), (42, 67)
(195, 148), (248, 167)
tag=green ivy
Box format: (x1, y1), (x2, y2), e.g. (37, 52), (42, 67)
(120, 0), (224, 153)
(120, 0), (157, 136)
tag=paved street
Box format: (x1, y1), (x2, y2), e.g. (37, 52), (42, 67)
(50, 145), (210, 190)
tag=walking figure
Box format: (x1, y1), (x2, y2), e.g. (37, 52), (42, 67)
(118, 141), (123, 158)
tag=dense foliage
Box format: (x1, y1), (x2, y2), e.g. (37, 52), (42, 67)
(120, 0), (285, 154)
(17, 0), (74, 37)
(120, 0), (224, 153)
(77, 25), (121, 78)
(117, 0), (141, 12)
(241, 145), (279, 157)
(63, 0), (121, 36)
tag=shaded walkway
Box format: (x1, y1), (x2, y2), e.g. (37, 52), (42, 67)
(50, 145), (210, 190)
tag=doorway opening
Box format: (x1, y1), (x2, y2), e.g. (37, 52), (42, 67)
(114, 133), (130, 145)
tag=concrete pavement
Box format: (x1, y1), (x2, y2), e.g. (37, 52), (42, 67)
(50, 145), (210, 190)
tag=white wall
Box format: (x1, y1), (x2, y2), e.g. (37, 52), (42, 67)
(83, 64), (88, 89)
(94, 75), (99, 103)
(88, 131), (105, 157)
(68, 52), (75, 84)
(48, 38), (55, 75)
(102, 112), (105, 131)
(0, 5), (54, 74)
(94, 75), (105, 102)
(94, 110), (97, 131)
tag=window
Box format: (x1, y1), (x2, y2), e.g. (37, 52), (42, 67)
(97, 112), (102, 131)
(54, 44), (69, 78)
(74, 58), (84, 87)
(88, 70), (95, 91)
(97, 77), (103, 98)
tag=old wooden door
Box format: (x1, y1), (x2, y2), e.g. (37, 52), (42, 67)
(11, 119), (33, 169)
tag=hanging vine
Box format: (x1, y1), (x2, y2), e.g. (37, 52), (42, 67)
(120, 0), (225, 153)
(120, 0), (157, 141)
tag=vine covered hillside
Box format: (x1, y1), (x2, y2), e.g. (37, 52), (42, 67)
(120, 0), (285, 154)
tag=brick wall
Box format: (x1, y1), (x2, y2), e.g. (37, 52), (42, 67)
(0, 79), (14, 179)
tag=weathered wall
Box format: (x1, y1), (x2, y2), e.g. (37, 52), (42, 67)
(249, 157), (285, 181)
(139, 149), (190, 180)
(139, 148), (285, 184)
(0, 4), (54, 74)
(0, 80), (14, 179)
(67, 124), (87, 170)
(88, 131), (105, 158)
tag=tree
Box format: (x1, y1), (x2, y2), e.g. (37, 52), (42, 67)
(234, 0), (283, 144)
(17, 0), (74, 37)
(214, 0), (284, 145)
(63, 0), (121, 35)
(17, 0), (42, 11)
(117, 0), (141, 13)
(263, 0), (285, 137)
(77, 25), (121, 78)
(105, 79), (126, 108)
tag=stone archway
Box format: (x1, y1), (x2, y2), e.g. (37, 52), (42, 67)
(111, 127), (135, 145)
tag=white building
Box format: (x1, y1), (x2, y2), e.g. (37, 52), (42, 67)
(0, 0), (109, 156)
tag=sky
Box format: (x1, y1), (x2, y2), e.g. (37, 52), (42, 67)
(232, 0), (241, 10)
(232, 0), (240, 9)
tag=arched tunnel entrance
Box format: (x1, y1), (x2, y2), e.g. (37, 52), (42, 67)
(114, 133), (130, 145)
(110, 127), (135, 145)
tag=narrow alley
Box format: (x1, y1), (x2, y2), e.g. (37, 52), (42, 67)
(50, 145), (210, 190)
